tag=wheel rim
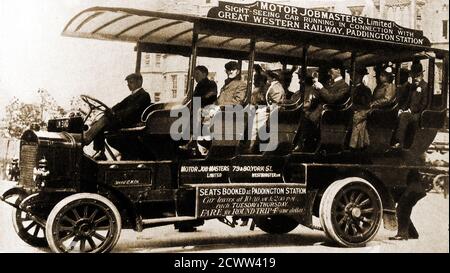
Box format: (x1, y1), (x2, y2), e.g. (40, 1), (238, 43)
(50, 200), (118, 253)
(14, 209), (46, 241)
(12, 196), (48, 247)
(331, 183), (382, 244)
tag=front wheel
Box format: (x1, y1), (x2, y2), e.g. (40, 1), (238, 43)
(254, 215), (299, 234)
(12, 194), (48, 248)
(319, 178), (382, 247)
(45, 193), (121, 253)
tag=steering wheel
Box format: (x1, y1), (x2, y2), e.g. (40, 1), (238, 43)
(80, 95), (113, 123)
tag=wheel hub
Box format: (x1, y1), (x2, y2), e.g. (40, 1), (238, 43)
(351, 207), (362, 218)
(344, 203), (361, 219)
(74, 219), (94, 236)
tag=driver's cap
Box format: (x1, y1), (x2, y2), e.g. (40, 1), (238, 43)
(125, 73), (143, 82)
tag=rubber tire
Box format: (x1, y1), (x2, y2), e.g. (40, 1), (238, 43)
(254, 215), (299, 234)
(319, 178), (382, 247)
(45, 193), (122, 253)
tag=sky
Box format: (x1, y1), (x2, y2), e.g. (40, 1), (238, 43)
(0, 0), (164, 117)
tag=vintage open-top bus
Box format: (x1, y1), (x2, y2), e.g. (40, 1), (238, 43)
(1, 1), (448, 252)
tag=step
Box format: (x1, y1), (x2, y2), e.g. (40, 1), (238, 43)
(141, 216), (197, 225)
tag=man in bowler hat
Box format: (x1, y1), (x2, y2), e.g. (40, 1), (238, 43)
(393, 61), (428, 149)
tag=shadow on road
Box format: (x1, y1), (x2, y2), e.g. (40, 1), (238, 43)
(114, 228), (333, 253)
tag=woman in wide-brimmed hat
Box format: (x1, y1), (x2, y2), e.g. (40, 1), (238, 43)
(349, 64), (397, 149)
(371, 65), (396, 109)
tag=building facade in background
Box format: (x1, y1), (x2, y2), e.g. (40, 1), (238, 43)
(142, 0), (449, 103)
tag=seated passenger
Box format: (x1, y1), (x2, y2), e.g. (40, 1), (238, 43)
(84, 73), (151, 160)
(183, 65), (218, 107)
(265, 70), (286, 105)
(278, 65), (298, 100)
(180, 65), (217, 152)
(193, 61), (247, 155)
(393, 62), (428, 149)
(292, 70), (323, 152)
(216, 61), (247, 106)
(396, 67), (413, 110)
(305, 62), (350, 125)
(350, 65), (396, 150)
(352, 67), (372, 111)
(349, 67), (372, 150)
(249, 70), (285, 152)
(250, 64), (268, 106)
(284, 67), (314, 105)
(370, 66), (396, 110)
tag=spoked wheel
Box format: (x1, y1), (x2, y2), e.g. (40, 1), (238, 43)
(46, 193), (121, 253)
(319, 178), (382, 247)
(12, 195), (48, 248)
(254, 215), (299, 234)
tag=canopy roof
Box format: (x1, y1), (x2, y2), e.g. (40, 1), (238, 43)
(62, 6), (446, 67)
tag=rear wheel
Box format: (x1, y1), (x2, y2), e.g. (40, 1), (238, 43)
(12, 194), (48, 248)
(46, 193), (121, 253)
(319, 178), (382, 247)
(254, 215), (299, 234)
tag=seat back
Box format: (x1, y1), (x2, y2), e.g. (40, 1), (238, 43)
(262, 102), (304, 156)
(420, 109), (448, 129)
(318, 97), (353, 153)
(366, 101), (399, 152)
(206, 106), (246, 159)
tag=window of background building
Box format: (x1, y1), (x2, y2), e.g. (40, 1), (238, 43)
(443, 20), (448, 40)
(154, 92), (161, 102)
(144, 54), (150, 66)
(206, 0), (211, 3)
(172, 75), (178, 98)
(416, 9), (422, 30)
(155, 54), (162, 68)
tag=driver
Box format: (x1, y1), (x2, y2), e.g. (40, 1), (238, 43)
(83, 73), (151, 160)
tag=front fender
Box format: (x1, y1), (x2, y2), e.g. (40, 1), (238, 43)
(0, 186), (28, 201)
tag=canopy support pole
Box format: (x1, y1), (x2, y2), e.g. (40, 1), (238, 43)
(442, 55), (449, 110)
(135, 42), (142, 73)
(186, 30), (198, 105)
(186, 27), (199, 139)
(300, 45), (309, 103)
(395, 62), (401, 86)
(350, 51), (356, 96)
(245, 39), (256, 105)
(427, 56), (435, 109)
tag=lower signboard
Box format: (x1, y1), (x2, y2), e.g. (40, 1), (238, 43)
(195, 183), (308, 218)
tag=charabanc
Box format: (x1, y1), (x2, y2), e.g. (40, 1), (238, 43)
(1, 1), (448, 252)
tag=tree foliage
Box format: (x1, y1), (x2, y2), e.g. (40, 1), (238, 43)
(1, 89), (66, 138)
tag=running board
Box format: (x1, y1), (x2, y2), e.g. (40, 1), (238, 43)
(141, 216), (197, 228)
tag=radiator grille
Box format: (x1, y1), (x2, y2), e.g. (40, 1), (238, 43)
(19, 144), (38, 188)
